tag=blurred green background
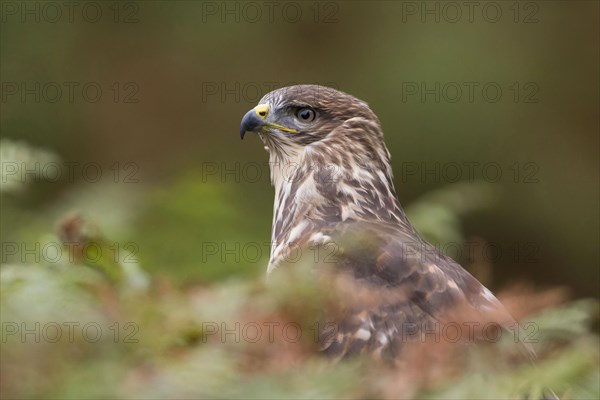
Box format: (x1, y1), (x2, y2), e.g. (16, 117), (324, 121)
(2, 1), (598, 294)
(1, 1), (599, 398)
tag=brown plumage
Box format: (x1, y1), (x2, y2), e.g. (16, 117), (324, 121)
(239, 85), (535, 362)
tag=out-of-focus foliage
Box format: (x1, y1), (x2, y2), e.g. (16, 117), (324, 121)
(1, 1), (598, 398)
(1, 224), (598, 399)
(2, 166), (599, 398)
(131, 169), (268, 282)
(0, 139), (60, 194)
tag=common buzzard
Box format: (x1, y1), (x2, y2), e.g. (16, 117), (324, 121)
(239, 84), (535, 362)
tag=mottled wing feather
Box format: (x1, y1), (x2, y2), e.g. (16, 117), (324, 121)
(311, 220), (534, 361)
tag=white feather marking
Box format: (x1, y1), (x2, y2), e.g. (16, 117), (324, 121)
(377, 332), (389, 346)
(341, 205), (353, 221)
(482, 287), (497, 302)
(427, 264), (442, 274)
(310, 232), (331, 244)
(447, 279), (459, 290)
(355, 328), (371, 341)
(288, 220), (308, 243)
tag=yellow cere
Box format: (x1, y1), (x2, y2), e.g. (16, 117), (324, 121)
(254, 103), (298, 133)
(254, 104), (270, 119)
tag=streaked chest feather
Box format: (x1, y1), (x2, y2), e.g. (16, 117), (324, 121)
(267, 147), (406, 273)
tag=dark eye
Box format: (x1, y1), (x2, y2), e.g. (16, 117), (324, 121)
(295, 107), (316, 122)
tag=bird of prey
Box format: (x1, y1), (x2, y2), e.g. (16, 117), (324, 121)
(239, 85), (534, 362)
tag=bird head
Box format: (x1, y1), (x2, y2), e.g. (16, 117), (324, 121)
(239, 85), (394, 196)
(240, 85), (380, 147)
(239, 84), (401, 235)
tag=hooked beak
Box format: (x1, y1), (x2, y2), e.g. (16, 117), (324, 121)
(239, 103), (298, 140)
(240, 104), (269, 140)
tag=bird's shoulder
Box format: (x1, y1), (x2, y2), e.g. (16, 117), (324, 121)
(303, 220), (532, 361)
